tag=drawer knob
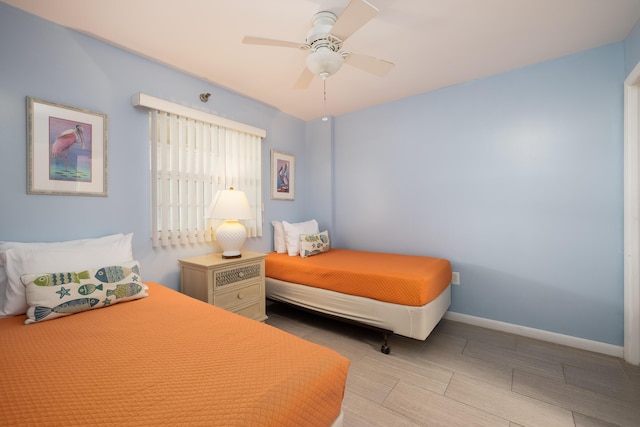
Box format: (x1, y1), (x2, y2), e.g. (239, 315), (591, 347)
(238, 272), (244, 278)
(237, 293), (244, 299)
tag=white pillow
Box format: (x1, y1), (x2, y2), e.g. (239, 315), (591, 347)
(0, 252), (8, 316)
(0, 233), (133, 317)
(272, 221), (287, 253)
(0, 233), (125, 306)
(282, 220), (319, 256)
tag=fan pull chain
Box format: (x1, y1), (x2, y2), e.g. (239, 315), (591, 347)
(322, 77), (328, 122)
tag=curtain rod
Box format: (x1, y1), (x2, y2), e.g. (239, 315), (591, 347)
(131, 92), (266, 139)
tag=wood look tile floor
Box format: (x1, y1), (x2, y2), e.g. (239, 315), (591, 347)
(265, 302), (640, 427)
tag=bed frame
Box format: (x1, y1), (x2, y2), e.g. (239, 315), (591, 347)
(266, 277), (451, 354)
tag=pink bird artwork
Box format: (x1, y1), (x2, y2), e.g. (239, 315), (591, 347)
(51, 124), (85, 163)
(49, 122), (91, 182)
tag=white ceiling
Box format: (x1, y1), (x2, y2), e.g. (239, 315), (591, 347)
(4, 0), (640, 121)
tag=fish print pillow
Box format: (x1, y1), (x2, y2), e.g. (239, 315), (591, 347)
(299, 230), (330, 258)
(21, 260), (148, 324)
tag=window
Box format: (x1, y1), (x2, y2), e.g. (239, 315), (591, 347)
(134, 93), (264, 247)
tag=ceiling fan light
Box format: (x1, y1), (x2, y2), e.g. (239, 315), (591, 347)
(306, 47), (344, 77)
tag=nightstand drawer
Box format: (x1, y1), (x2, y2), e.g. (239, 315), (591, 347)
(214, 281), (262, 309)
(214, 263), (261, 288)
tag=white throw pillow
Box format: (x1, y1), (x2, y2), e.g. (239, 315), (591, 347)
(272, 221), (287, 254)
(0, 233), (133, 317)
(282, 220), (319, 256)
(22, 260), (147, 324)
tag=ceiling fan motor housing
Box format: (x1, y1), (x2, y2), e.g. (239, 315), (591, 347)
(306, 12), (339, 46)
(305, 11), (344, 78)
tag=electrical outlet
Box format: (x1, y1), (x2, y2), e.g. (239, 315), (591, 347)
(451, 272), (460, 285)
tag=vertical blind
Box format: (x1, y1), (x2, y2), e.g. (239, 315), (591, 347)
(148, 109), (263, 248)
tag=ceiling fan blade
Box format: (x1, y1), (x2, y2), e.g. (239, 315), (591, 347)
(344, 52), (394, 77)
(330, 0), (379, 41)
(293, 67), (315, 90)
(242, 36), (307, 50)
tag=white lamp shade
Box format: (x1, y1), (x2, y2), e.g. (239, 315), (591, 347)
(207, 188), (254, 220)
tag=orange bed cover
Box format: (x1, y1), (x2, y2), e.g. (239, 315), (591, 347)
(266, 249), (452, 307)
(0, 282), (349, 426)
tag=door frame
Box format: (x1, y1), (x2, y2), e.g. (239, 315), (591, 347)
(623, 62), (640, 365)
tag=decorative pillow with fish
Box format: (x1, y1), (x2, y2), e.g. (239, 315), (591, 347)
(20, 260), (148, 324)
(299, 230), (330, 258)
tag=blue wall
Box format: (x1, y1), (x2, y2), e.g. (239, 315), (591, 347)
(304, 117), (335, 232)
(0, 3), (307, 288)
(326, 44), (625, 346)
(1, 2), (635, 347)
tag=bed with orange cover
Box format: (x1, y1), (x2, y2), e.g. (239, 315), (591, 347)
(265, 248), (452, 353)
(0, 282), (349, 426)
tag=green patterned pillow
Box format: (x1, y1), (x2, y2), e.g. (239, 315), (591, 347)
(21, 260), (148, 324)
(299, 230), (330, 258)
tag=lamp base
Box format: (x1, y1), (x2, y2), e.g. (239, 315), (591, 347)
(216, 220), (247, 259)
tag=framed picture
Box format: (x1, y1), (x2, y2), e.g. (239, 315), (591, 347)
(27, 97), (107, 196)
(271, 150), (295, 200)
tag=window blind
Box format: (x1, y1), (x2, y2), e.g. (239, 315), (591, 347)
(138, 94), (263, 248)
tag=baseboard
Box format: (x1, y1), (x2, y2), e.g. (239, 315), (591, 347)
(443, 311), (623, 358)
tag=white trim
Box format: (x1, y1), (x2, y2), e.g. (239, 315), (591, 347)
(131, 92), (266, 138)
(444, 312), (623, 358)
(624, 63), (640, 366)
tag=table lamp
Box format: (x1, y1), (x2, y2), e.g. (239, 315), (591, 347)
(207, 187), (254, 258)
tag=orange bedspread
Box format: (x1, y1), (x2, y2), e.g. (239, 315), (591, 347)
(0, 282), (348, 427)
(265, 249), (452, 307)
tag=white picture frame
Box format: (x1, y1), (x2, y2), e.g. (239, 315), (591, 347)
(270, 150), (294, 200)
(27, 97), (107, 197)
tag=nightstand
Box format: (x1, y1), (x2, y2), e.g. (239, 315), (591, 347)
(179, 251), (267, 321)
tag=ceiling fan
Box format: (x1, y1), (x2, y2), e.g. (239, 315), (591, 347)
(242, 0), (394, 90)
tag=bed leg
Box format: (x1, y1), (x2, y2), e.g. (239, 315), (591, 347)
(380, 332), (390, 354)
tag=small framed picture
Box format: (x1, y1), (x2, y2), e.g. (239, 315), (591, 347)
(27, 97), (107, 196)
(270, 150), (295, 200)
